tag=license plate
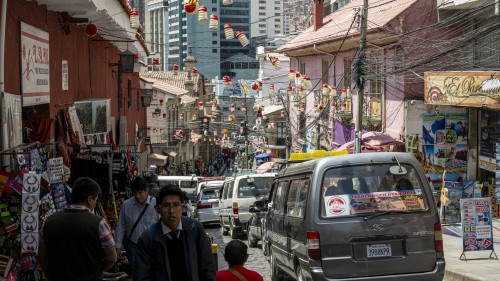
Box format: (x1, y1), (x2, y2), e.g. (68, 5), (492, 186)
(367, 244), (392, 258)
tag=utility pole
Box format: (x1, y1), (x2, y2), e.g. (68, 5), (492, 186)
(354, 0), (368, 154)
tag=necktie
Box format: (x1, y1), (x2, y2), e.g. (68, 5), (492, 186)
(169, 229), (180, 240)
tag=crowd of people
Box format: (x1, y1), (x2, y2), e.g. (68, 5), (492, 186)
(37, 175), (263, 281)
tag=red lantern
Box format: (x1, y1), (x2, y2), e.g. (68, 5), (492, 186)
(209, 14), (219, 30)
(192, 114), (197, 121)
(269, 84), (275, 94)
(159, 99), (164, 105)
(163, 113), (167, 118)
(258, 81), (263, 91)
(184, 3), (198, 15)
(251, 82), (259, 91)
(288, 69), (295, 81)
(198, 6), (208, 24)
(85, 23), (98, 38)
(241, 103), (246, 111)
(287, 86), (293, 95)
(230, 103), (235, 112)
(192, 68), (198, 74)
(199, 101), (204, 110)
(280, 110), (285, 117)
(172, 64), (179, 75)
(152, 58), (159, 65)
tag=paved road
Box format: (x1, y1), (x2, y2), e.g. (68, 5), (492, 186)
(206, 224), (275, 281)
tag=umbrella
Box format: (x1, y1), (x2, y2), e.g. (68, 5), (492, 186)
(255, 153), (270, 160)
(256, 161), (276, 174)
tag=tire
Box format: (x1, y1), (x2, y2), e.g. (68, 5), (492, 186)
(229, 224), (239, 239)
(247, 226), (258, 248)
(270, 251), (284, 281)
(296, 265), (306, 281)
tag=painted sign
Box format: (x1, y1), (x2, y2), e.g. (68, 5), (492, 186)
(424, 72), (500, 109)
(460, 198), (494, 252)
(20, 22), (50, 106)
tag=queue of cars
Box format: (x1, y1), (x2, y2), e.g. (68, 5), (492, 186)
(192, 152), (445, 281)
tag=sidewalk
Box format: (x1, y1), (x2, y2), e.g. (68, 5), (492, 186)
(443, 220), (500, 281)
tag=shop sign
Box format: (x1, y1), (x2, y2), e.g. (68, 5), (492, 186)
(479, 155), (496, 172)
(20, 22), (50, 107)
(460, 198), (494, 252)
(424, 72), (500, 109)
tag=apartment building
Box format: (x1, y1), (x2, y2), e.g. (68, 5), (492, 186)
(250, 0), (284, 38)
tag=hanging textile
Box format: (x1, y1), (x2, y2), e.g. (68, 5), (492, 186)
(67, 106), (86, 149)
(55, 114), (71, 166)
(22, 119), (53, 144)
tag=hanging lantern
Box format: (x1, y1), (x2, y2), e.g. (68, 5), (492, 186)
(129, 9), (139, 29)
(253, 105), (260, 112)
(280, 110), (285, 117)
(318, 104), (324, 111)
(295, 72), (303, 86)
(224, 24), (234, 39)
(198, 6), (208, 24)
(322, 84), (331, 96)
(288, 69), (295, 81)
(269, 84), (275, 94)
(258, 81), (263, 91)
(303, 75), (312, 89)
(222, 0), (233, 5)
(299, 103), (305, 112)
(180, 113), (184, 120)
(198, 101), (204, 110)
(159, 99), (164, 105)
(235, 30), (249, 47)
(85, 23), (98, 38)
(209, 14), (219, 30)
(229, 115), (235, 123)
(184, 0), (199, 15)
(230, 103), (235, 112)
(153, 58), (160, 65)
(212, 102), (218, 112)
(268, 55), (282, 70)
(251, 82), (259, 91)
(192, 114), (197, 121)
(163, 113), (167, 118)
(153, 128), (157, 133)
(172, 64), (179, 75)
(341, 87), (347, 99)
(192, 68), (199, 75)
(147, 127), (151, 131)
(223, 76), (232, 87)
(299, 86), (305, 98)
(241, 103), (246, 111)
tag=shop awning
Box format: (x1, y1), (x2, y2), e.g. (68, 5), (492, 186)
(148, 153), (168, 166)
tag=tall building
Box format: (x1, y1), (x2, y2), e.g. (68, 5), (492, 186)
(146, 0), (258, 80)
(284, 0), (313, 33)
(250, 0), (284, 38)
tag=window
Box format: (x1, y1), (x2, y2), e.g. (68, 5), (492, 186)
(286, 178), (309, 218)
(368, 56), (383, 118)
(322, 60), (329, 84)
(344, 58), (352, 89)
(275, 24), (280, 28)
(212, 41), (217, 45)
(259, 24), (266, 28)
(259, 7), (266, 10)
(222, 181), (234, 200)
(212, 8), (217, 12)
(275, 18), (281, 22)
(259, 12), (266, 16)
(299, 61), (306, 74)
(273, 181), (288, 215)
(212, 32), (217, 36)
(212, 49), (218, 53)
(237, 177), (273, 198)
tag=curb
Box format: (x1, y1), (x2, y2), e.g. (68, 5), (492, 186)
(445, 270), (482, 281)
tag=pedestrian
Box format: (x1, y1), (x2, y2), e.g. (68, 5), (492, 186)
(149, 183), (160, 197)
(114, 176), (158, 275)
(216, 239), (263, 281)
(38, 177), (117, 281)
(183, 191), (194, 217)
(135, 184), (216, 281)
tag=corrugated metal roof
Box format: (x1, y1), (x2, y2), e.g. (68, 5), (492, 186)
(278, 0), (418, 52)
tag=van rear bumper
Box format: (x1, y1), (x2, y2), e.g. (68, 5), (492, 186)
(310, 260), (445, 281)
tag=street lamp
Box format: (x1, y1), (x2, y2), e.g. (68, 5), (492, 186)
(117, 49), (136, 112)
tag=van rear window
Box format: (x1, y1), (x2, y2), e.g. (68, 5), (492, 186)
(321, 164), (429, 218)
(237, 177), (273, 198)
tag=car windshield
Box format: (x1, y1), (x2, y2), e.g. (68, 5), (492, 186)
(321, 163), (429, 218)
(201, 189), (219, 200)
(238, 176), (273, 198)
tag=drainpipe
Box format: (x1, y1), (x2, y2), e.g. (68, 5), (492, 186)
(0, 0), (8, 161)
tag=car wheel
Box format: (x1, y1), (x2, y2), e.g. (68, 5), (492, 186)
(229, 224), (239, 239)
(296, 265), (306, 281)
(270, 251), (284, 281)
(247, 226), (258, 248)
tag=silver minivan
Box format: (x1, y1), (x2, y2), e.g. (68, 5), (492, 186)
(263, 152), (445, 281)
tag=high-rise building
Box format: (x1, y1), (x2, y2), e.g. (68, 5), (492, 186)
(283, 0), (313, 34)
(146, 0), (258, 80)
(250, 0), (284, 38)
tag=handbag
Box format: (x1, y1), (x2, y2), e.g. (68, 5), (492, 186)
(123, 201), (150, 249)
(228, 268), (249, 281)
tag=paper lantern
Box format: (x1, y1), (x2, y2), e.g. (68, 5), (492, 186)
(209, 14), (219, 30)
(192, 114), (197, 121)
(258, 81), (263, 91)
(223, 76), (232, 87)
(172, 64), (179, 75)
(159, 99), (164, 105)
(287, 86), (293, 95)
(129, 9), (139, 29)
(230, 103), (235, 112)
(331, 87), (337, 96)
(203, 118), (208, 123)
(288, 69), (295, 81)
(341, 87), (347, 99)
(224, 24), (234, 39)
(153, 58), (160, 65)
(184, 1), (199, 15)
(192, 68), (199, 75)
(322, 84), (331, 96)
(222, 0), (233, 5)
(280, 110), (285, 117)
(198, 6), (208, 24)
(85, 23), (98, 38)
(299, 86), (305, 97)
(303, 75), (312, 89)
(241, 103), (246, 111)
(235, 30), (249, 47)
(253, 105), (260, 112)
(198, 101), (204, 110)
(212, 102), (218, 112)
(299, 103), (305, 112)
(269, 55), (282, 70)
(229, 115), (235, 123)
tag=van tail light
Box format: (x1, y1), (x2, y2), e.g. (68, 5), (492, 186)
(232, 202), (239, 215)
(197, 201), (212, 209)
(434, 223), (444, 253)
(307, 231), (321, 260)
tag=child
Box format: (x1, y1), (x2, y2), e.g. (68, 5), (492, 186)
(216, 240), (263, 281)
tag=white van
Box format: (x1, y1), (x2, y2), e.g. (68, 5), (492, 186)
(157, 175), (199, 201)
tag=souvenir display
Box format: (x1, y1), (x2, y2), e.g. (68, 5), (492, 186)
(21, 173), (40, 254)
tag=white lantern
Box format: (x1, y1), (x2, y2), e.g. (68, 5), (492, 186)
(235, 30), (249, 47)
(129, 9), (139, 29)
(288, 69), (295, 81)
(224, 24), (234, 39)
(209, 14), (219, 30)
(198, 6), (208, 24)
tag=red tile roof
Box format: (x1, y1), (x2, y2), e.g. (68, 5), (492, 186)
(278, 0), (418, 52)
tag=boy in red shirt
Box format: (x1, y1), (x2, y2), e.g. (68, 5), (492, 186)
(216, 240), (264, 281)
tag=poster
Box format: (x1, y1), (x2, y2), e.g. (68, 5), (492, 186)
(460, 198), (494, 252)
(47, 157), (64, 183)
(20, 22), (50, 106)
(444, 181), (463, 223)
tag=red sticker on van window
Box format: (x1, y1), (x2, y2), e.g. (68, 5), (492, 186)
(327, 196), (347, 215)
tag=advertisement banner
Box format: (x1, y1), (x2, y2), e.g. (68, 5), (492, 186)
(20, 22), (50, 106)
(460, 198), (494, 252)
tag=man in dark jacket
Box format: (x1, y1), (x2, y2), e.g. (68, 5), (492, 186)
(135, 184), (216, 281)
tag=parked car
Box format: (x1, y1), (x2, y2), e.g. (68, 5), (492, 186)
(193, 185), (222, 225)
(219, 173), (275, 239)
(246, 197), (268, 248)
(263, 152), (445, 281)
